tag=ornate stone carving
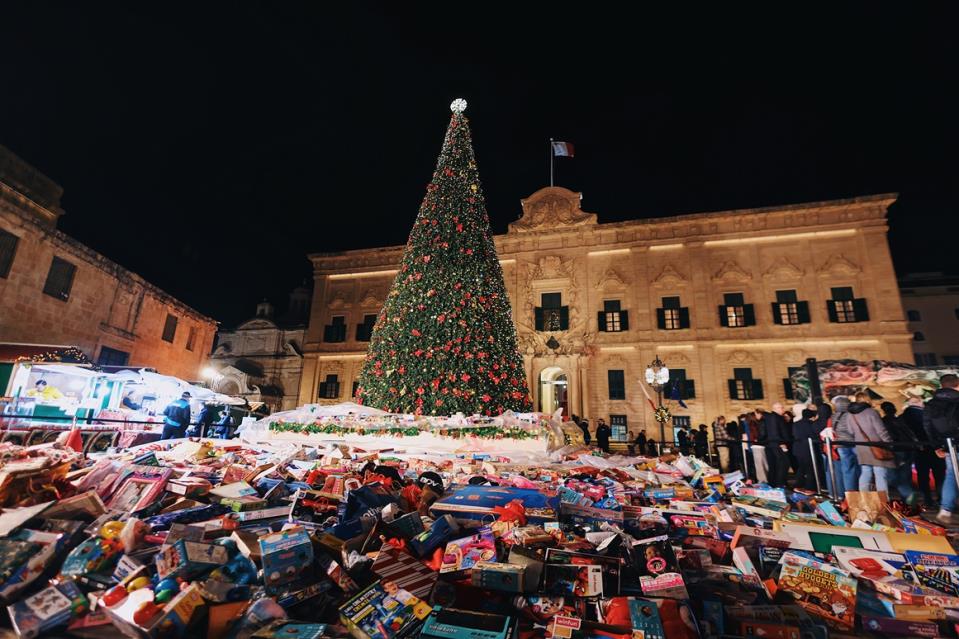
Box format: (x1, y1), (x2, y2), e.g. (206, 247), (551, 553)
(712, 260), (752, 283)
(596, 267), (627, 291)
(358, 289), (381, 308)
(651, 264), (688, 287)
(725, 350), (758, 364)
(763, 257), (805, 281)
(517, 330), (595, 358)
(531, 255), (576, 281)
(509, 187), (597, 233)
(662, 352), (691, 364)
(817, 254), (861, 277)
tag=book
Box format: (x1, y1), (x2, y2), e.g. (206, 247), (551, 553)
(777, 551), (857, 630)
(339, 580), (432, 639)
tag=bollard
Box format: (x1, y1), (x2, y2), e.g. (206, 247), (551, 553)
(825, 436), (838, 499)
(948, 438), (959, 492)
(808, 437), (822, 495)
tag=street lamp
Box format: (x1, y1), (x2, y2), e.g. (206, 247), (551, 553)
(644, 355), (670, 445)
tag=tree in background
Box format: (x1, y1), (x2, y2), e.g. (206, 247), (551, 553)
(355, 99), (531, 416)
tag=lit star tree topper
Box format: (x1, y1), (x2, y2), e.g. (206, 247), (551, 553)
(354, 99), (532, 416)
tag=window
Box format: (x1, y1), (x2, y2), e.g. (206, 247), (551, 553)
(186, 326), (198, 351)
(772, 289), (810, 325)
(535, 293), (569, 331)
(607, 369), (626, 400)
(783, 366), (802, 401)
(97, 346), (130, 367)
(728, 367), (763, 401)
(323, 315), (347, 342)
(598, 300), (629, 332)
(944, 356), (959, 366)
(162, 314), (178, 343)
(907, 310), (921, 322)
(914, 331), (925, 342)
(656, 296), (690, 330)
(319, 374), (340, 399)
(670, 368), (695, 400)
(610, 415), (628, 442)
(0, 229), (18, 278)
(719, 292), (755, 328)
(42, 256), (77, 301)
(916, 353), (938, 366)
(827, 286), (869, 323)
(673, 416), (691, 428)
(356, 314), (377, 342)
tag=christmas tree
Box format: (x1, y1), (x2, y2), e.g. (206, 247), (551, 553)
(355, 99), (532, 416)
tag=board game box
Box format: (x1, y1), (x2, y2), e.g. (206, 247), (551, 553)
(776, 551), (857, 629)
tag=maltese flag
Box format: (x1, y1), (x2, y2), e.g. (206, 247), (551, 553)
(551, 141), (575, 157)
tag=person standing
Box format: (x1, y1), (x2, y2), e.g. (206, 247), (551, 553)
(214, 406), (235, 439)
(832, 397), (860, 497)
(848, 392), (895, 492)
(161, 392), (193, 440)
(727, 417), (745, 475)
(792, 408), (823, 491)
(923, 374), (959, 524)
(694, 424), (709, 460)
(880, 401), (918, 504)
(712, 416), (730, 471)
(819, 405), (845, 500)
(764, 403), (790, 487)
(578, 418), (591, 446)
(634, 430), (647, 456)
(904, 396), (943, 506)
(677, 426), (690, 456)
(595, 418), (611, 453)
(749, 409), (769, 483)
(646, 438), (659, 457)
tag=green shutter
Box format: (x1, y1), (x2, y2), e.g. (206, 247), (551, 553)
(597, 311), (607, 332)
(534, 307), (544, 331)
(619, 310), (629, 330)
(853, 298), (869, 322)
(559, 306), (570, 330)
(797, 301), (810, 324)
(679, 307), (690, 329)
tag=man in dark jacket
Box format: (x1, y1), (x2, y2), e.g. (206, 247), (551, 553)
(677, 427), (690, 455)
(161, 392), (193, 440)
(764, 403), (790, 487)
(694, 424), (709, 459)
(905, 396), (944, 506)
(595, 419), (611, 453)
(881, 401), (918, 504)
(792, 408), (823, 491)
(924, 375), (959, 524)
(579, 418), (591, 446)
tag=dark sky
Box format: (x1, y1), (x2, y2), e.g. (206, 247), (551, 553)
(1, 5), (956, 327)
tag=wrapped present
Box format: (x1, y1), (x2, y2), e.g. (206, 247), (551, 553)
(372, 542), (438, 600)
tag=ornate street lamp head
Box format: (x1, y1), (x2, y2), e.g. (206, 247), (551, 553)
(645, 355), (669, 390)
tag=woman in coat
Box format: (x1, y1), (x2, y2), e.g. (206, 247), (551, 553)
(847, 393), (896, 492)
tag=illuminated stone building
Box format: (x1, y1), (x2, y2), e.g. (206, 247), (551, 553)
(299, 187), (912, 442)
(0, 145), (216, 381)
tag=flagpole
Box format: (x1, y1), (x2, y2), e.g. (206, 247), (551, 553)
(549, 138), (554, 187)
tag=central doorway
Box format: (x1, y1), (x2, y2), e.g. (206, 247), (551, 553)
(539, 366), (568, 417)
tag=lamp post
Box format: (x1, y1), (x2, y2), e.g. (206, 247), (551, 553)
(644, 355), (670, 445)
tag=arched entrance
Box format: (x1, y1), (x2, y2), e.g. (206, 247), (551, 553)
(539, 367), (568, 417)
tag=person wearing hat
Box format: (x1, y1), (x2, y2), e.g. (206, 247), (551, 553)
(161, 392), (193, 440)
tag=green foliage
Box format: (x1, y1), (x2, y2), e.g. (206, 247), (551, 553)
(355, 109), (531, 415)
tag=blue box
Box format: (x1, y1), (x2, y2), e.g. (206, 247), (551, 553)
(420, 606), (516, 639)
(430, 486), (557, 524)
(259, 526), (314, 595)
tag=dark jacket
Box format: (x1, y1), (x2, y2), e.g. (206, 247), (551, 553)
(677, 429), (689, 448)
(923, 388), (959, 443)
(763, 411), (789, 446)
(634, 432), (647, 449)
(903, 405), (927, 442)
(163, 399), (191, 428)
(579, 421), (592, 445)
(595, 424), (611, 443)
(792, 418), (821, 449)
(848, 402), (895, 468)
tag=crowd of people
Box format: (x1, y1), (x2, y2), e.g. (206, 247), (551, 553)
(712, 373), (959, 524)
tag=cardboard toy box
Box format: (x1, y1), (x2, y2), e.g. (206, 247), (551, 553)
(471, 561), (527, 593)
(259, 526), (314, 595)
(339, 580), (432, 639)
(6, 580), (85, 639)
(419, 606), (516, 639)
(104, 583), (206, 639)
(430, 486), (557, 524)
(155, 539), (229, 580)
(440, 527), (497, 577)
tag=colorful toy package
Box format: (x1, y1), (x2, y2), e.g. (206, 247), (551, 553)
(6, 580), (85, 639)
(776, 551), (857, 629)
(904, 550), (959, 596)
(259, 526), (314, 595)
(439, 526), (497, 576)
(633, 536), (688, 599)
(339, 580), (432, 639)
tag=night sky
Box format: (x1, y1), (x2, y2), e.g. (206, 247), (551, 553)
(1, 5), (956, 327)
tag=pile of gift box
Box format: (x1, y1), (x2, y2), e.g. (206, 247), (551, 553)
(1, 436), (959, 639)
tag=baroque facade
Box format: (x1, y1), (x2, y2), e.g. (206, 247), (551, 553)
(298, 187), (912, 442)
(899, 272), (959, 367)
(0, 145), (216, 380)
(208, 294), (310, 412)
